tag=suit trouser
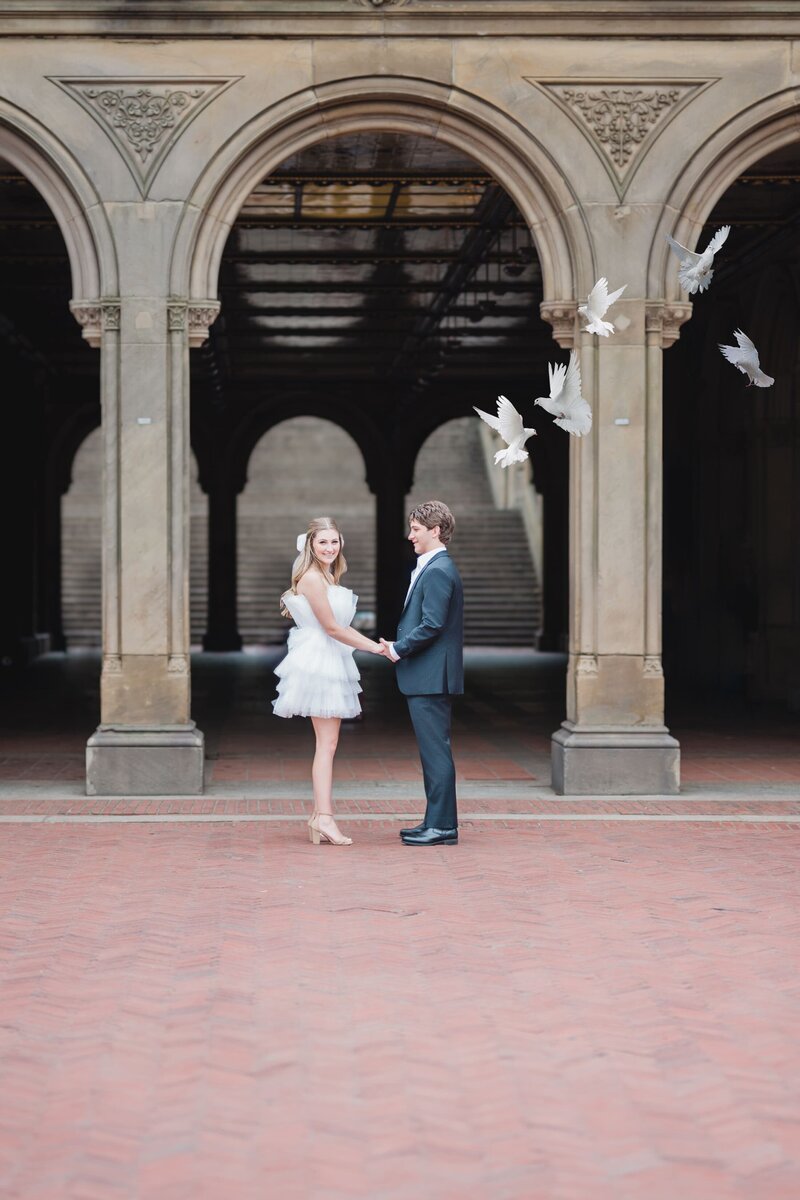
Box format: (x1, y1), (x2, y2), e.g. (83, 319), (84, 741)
(406, 694), (458, 830)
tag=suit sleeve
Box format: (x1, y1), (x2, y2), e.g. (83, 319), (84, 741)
(393, 567), (454, 659)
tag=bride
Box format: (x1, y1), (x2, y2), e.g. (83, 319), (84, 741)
(273, 517), (384, 846)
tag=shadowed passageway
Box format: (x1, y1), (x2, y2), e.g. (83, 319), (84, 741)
(1, 651), (798, 797)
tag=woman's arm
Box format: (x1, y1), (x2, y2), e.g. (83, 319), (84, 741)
(297, 572), (383, 654)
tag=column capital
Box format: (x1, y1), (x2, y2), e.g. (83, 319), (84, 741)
(69, 299), (121, 348)
(167, 298), (221, 348)
(539, 300), (578, 349)
(645, 300), (693, 348)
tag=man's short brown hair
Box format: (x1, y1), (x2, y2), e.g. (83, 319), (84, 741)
(408, 500), (455, 545)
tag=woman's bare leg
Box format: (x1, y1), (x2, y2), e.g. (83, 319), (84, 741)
(310, 717), (350, 843)
(311, 716), (339, 815)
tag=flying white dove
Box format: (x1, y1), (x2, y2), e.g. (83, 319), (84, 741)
(718, 329), (774, 388)
(666, 224), (730, 294)
(473, 394), (537, 467)
(578, 277), (627, 337)
(534, 351), (592, 437)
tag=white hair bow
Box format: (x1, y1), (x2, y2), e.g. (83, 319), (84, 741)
(296, 533), (306, 554)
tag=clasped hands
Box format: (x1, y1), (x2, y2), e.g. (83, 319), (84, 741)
(373, 637), (397, 661)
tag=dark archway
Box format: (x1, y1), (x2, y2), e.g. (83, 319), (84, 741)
(0, 153), (99, 668)
(192, 130), (566, 644)
(663, 142), (800, 712)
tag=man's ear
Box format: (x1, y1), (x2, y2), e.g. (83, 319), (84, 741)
(432, 525), (441, 541)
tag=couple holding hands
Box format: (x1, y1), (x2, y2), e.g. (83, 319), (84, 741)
(273, 501), (463, 848)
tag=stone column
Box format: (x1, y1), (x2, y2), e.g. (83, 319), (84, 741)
(549, 299), (690, 795)
(73, 298), (218, 795)
(374, 466), (410, 638)
(203, 476), (243, 652)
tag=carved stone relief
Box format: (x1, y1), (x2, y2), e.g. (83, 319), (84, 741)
(540, 300), (577, 349)
(50, 77), (240, 196)
(645, 300), (693, 348)
(526, 79), (714, 198)
(69, 300), (121, 347)
(168, 299), (221, 348)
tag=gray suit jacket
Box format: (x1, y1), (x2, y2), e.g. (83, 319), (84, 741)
(393, 551), (464, 696)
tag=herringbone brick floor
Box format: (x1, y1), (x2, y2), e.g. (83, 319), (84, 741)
(1, 820), (799, 1199)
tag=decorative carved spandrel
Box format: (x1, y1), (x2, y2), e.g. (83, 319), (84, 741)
(50, 77), (240, 197)
(526, 79), (714, 199)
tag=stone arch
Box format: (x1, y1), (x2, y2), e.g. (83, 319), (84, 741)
(226, 393), (388, 498)
(47, 406), (102, 502)
(408, 416), (544, 647)
(650, 88), (800, 302)
(237, 415), (378, 644)
(171, 75), (590, 318)
(0, 99), (116, 300)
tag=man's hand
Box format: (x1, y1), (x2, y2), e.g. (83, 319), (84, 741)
(379, 638), (400, 662)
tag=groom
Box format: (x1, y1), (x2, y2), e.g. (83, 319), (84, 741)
(380, 500), (464, 846)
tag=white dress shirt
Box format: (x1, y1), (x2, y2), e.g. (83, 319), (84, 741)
(387, 546), (447, 661)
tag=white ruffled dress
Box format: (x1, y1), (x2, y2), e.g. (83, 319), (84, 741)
(272, 585), (362, 720)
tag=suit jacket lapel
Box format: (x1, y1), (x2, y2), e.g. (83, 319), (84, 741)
(401, 550), (448, 614)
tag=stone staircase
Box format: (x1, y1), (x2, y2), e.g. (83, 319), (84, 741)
(407, 418), (542, 647)
(236, 418), (376, 645)
(61, 416), (542, 649)
(60, 513), (102, 647)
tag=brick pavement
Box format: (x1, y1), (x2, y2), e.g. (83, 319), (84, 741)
(1, 820), (799, 1199)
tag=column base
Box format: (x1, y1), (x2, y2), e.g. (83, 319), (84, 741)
(86, 725), (205, 796)
(551, 722), (680, 795)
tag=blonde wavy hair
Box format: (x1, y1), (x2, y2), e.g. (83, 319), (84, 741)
(280, 516), (348, 617)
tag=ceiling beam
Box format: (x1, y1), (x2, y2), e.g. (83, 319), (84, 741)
(386, 183), (518, 380)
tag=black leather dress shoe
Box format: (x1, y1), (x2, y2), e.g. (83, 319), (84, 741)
(399, 822), (426, 837)
(401, 827), (458, 846)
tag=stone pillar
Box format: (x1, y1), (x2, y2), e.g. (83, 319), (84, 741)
(72, 298), (218, 795)
(549, 299), (690, 795)
(374, 466), (410, 638)
(203, 477), (243, 652)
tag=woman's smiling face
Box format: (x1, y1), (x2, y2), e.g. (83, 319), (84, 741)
(313, 529), (341, 566)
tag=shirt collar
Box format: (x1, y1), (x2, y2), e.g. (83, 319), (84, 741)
(414, 546), (447, 572)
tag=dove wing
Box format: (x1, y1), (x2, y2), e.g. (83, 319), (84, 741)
(666, 234), (700, 267)
(605, 282), (627, 308)
(495, 395), (524, 443)
(706, 225), (731, 256)
(586, 277), (610, 316)
(733, 329), (757, 358)
(548, 361), (567, 400)
(473, 405), (502, 433)
(560, 350), (583, 410)
(719, 342), (751, 369)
